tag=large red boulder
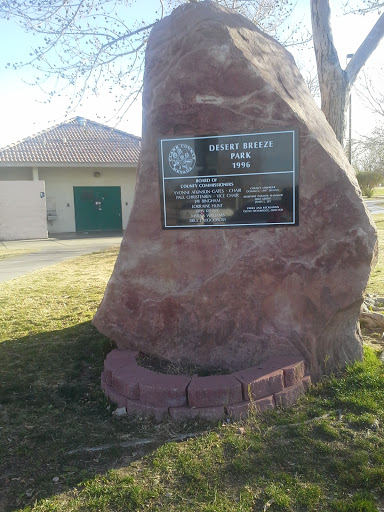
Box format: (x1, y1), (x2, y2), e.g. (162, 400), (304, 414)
(93, 2), (377, 379)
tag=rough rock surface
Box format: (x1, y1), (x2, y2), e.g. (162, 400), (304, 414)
(360, 295), (384, 329)
(93, 1), (377, 379)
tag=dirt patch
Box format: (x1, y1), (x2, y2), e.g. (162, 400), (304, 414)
(136, 352), (230, 377)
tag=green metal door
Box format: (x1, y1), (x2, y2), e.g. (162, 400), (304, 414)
(73, 186), (122, 231)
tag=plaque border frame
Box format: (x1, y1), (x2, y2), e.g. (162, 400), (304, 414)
(158, 129), (299, 229)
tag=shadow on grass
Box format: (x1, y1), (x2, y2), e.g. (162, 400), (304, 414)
(0, 322), (191, 511)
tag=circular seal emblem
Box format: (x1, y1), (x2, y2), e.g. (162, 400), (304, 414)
(168, 144), (196, 174)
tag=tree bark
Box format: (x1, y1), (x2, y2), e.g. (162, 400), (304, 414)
(311, 0), (384, 145)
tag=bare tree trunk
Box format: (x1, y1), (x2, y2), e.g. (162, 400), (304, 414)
(319, 65), (349, 144)
(321, 73), (351, 145)
(311, 0), (384, 145)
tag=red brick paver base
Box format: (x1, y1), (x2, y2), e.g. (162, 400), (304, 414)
(101, 350), (311, 421)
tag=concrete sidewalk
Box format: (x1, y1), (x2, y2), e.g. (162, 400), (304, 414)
(365, 199), (384, 215)
(0, 232), (123, 283)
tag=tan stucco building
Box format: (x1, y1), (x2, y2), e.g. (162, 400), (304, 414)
(0, 117), (140, 240)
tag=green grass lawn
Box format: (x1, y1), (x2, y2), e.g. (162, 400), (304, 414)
(373, 187), (384, 197)
(366, 214), (384, 295)
(1, 224), (384, 511)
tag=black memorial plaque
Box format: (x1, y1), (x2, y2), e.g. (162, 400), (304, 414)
(158, 130), (299, 229)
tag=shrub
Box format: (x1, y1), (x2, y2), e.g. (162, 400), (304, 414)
(356, 170), (383, 197)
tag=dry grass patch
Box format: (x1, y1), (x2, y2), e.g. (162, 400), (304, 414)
(0, 248), (38, 261)
(0, 248), (118, 342)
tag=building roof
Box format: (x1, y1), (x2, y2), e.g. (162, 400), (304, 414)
(0, 117), (141, 166)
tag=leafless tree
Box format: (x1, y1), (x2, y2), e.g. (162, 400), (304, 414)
(354, 121), (384, 172)
(0, 0), (167, 120)
(350, 47), (384, 165)
(311, 0), (384, 144)
(353, 72), (384, 178)
(356, 68), (384, 118)
(0, 0), (301, 122)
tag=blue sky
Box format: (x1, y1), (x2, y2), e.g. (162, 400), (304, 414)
(0, 1), (382, 147)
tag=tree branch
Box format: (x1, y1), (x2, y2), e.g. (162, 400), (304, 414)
(356, 70), (384, 117)
(100, 21), (156, 51)
(344, 1), (384, 15)
(345, 12), (384, 86)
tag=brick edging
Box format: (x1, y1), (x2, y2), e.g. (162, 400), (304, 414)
(101, 350), (311, 421)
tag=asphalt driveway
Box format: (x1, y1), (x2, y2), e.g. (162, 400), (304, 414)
(0, 232), (123, 283)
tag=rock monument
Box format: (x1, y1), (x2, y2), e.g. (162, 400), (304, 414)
(93, 1), (377, 392)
